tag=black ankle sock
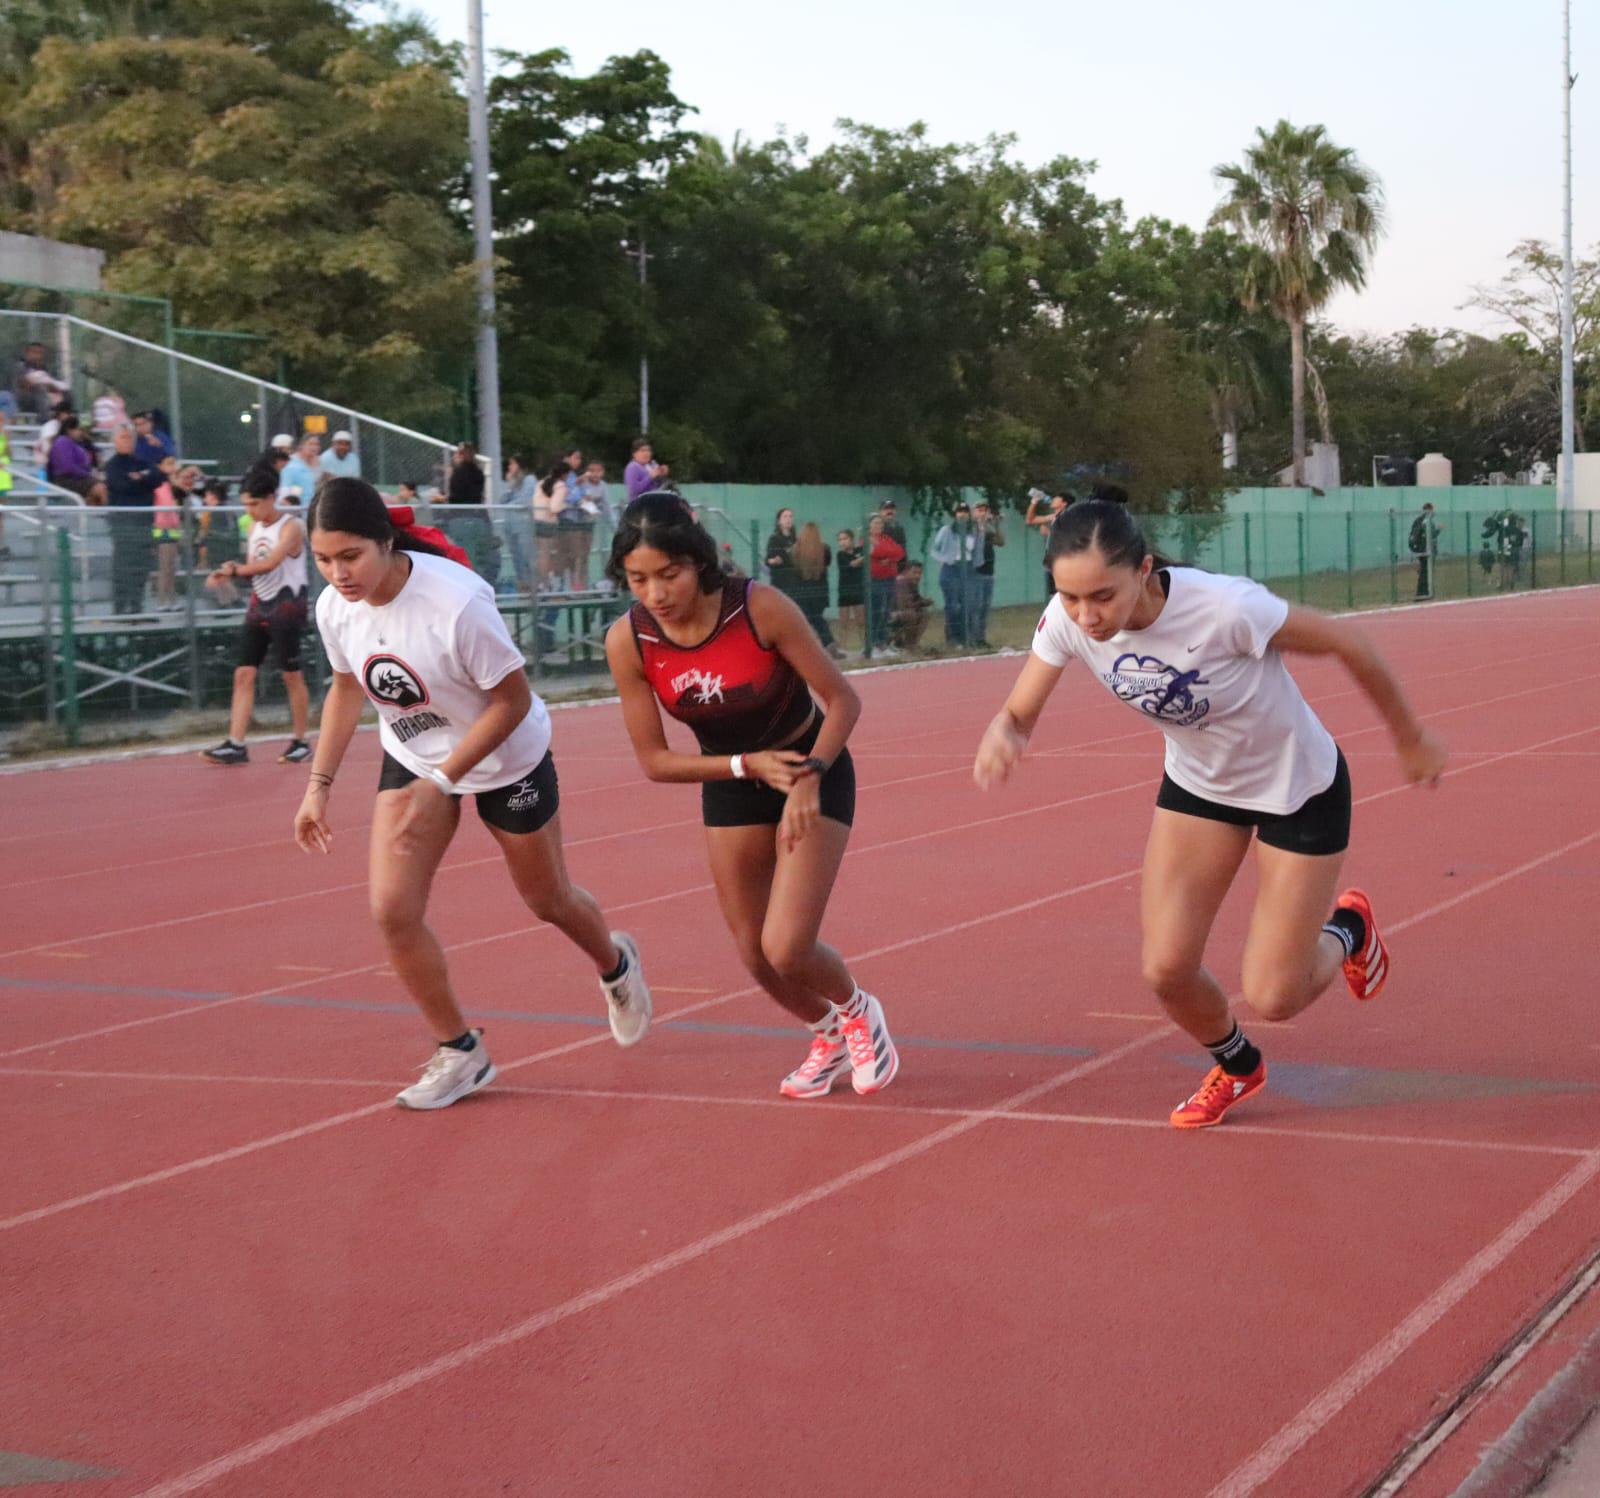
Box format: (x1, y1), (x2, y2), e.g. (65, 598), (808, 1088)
(600, 951), (628, 985)
(1206, 1021), (1261, 1078)
(441, 1030), (477, 1052)
(1324, 907), (1366, 958)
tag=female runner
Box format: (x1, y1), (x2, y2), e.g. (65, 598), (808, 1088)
(294, 478), (651, 1110)
(974, 498), (1446, 1128)
(604, 493), (898, 1099)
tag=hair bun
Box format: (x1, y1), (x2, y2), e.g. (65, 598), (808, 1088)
(1089, 483), (1131, 506)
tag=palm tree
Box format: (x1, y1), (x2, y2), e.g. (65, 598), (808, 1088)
(1211, 121), (1384, 486)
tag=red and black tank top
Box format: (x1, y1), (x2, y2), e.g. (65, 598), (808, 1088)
(630, 578), (814, 755)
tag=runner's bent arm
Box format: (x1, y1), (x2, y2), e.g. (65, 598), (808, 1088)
(1270, 606), (1447, 786)
(746, 583), (860, 771)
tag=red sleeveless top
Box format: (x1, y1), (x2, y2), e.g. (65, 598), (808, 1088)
(630, 578), (814, 755)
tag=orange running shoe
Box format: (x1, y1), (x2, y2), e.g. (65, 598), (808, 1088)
(1336, 888), (1389, 1001)
(1170, 1062), (1266, 1129)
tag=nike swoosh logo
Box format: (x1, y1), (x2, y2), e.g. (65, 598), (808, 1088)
(1186, 645), (1202, 653)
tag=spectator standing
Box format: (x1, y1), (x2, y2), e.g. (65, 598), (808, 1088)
(0, 408), (12, 559)
(878, 497), (907, 548)
(279, 434), (322, 504)
(1026, 489), (1071, 598)
(971, 499), (1005, 647)
(866, 513), (905, 652)
(447, 441), (498, 582)
(792, 520), (843, 657)
(891, 560), (932, 652)
(564, 459), (609, 589)
(929, 500), (981, 645)
(835, 527), (864, 647)
(13, 342), (69, 420)
(531, 460), (568, 589)
(499, 454), (536, 593)
(199, 479), (245, 604)
(104, 425), (162, 614)
(764, 507), (799, 598)
(555, 447), (592, 590)
(320, 430), (361, 480)
(1409, 502), (1439, 600)
(132, 410), (175, 467)
(624, 436), (661, 502)
(150, 459), (201, 611)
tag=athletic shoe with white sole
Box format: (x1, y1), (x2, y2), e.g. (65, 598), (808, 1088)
(779, 1030), (852, 1099)
(396, 1029), (497, 1110)
(839, 991), (899, 1095)
(201, 740), (248, 765)
(1336, 888), (1389, 1000)
(601, 932), (652, 1047)
(279, 738), (312, 764)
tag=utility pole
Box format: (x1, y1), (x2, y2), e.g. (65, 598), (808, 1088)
(467, 0), (501, 500)
(622, 237), (653, 432)
(1560, 0), (1576, 514)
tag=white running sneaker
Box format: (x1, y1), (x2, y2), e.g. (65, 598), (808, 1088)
(396, 1030), (497, 1110)
(601, 932), (652, 1047)
(779, 1029), (852, 1099)
(839, 991), (899, 1095)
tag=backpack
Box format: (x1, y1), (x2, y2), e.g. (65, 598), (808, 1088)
(1408, 515), (1430, 554)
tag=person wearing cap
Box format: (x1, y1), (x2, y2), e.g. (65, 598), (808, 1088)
(877, 498), (906, 549)
(321, 430), (361, 480)
(270, 433), (294, 453)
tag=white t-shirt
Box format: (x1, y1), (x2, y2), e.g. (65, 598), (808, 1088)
(316, 550), (551, 792)
(1031, 567), (1337, 815)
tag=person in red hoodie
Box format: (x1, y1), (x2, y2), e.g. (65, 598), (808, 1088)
(866, 513), (905, 654)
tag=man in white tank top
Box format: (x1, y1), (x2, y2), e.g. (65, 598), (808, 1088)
(200, 473), (313, 766)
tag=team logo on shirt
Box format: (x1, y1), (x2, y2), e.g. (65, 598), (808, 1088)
(362, 653), (429, 710)
(669, 667), (725, 706)
(1104, 652), (1211, 727)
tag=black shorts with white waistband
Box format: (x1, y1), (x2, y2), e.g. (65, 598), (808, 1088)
(701, 717), (856, 829)
(378, 749), (560, 836)
(1155, 747), (1351, 857)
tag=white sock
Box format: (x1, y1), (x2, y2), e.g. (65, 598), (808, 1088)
(839, 986), (868, 1020)
(809, 1002), (842, 1038)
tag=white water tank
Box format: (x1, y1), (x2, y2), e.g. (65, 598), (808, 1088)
(1416, 452), (1453, 487)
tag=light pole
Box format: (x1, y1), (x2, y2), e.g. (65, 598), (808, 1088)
(467, 0), (501, 500)
(622, 237), (653, 433)
(1560, 0), (1576, 513)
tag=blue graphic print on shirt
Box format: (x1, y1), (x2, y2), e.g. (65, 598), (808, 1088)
(1103, 652), (1211, 727)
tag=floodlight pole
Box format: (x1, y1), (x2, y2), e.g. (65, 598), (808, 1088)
(1560, 0), (1576, 512)
(467, 0), (501, 501)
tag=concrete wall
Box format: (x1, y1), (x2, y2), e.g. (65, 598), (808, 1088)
(0, 233), (105, 293)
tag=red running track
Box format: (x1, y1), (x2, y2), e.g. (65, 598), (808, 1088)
(1, 588), (1598, 1497)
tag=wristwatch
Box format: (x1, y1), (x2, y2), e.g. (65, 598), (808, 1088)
(796, 756), (828, 778)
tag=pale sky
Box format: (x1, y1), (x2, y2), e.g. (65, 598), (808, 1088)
(410, 0), (1592, 339)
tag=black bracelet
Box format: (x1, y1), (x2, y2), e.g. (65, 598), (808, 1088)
(796, 756), (828, 778)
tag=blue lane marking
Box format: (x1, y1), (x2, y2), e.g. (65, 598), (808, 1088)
(0, 973), (1094, 1059)
(1171, 1053), (1597, 1109)
(0, 975), (227, 1002)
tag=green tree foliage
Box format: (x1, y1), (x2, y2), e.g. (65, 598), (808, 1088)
(7, 1), (473, 425)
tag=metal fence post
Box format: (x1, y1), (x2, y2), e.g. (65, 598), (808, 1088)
(1242, 512), (1252, 578)
(1560, 510), (1568, 584)
(57, 527), (80, 746)
(1590, 510), (1595, 582)
(1530, 511), (1539, 590)
(748, 520), (760, 579)
(181, 507), (201, 707)
(1388, 510), (1398, 604)
(38, 507), (56, 726)
(1296, 513), (1306, 602)
(1466, 513), (1474, 596)
(1345, 512), (1354, 609)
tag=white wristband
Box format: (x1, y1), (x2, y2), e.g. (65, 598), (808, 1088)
(424, 766), (458, 795)
(729, 754), (746, 780)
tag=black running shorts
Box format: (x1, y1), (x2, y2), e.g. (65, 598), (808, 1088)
(700, 718), (857, 829)
(378, 748), (560, 836)
(1154, 747), (1351, 857)
(240, 587), (308, 673)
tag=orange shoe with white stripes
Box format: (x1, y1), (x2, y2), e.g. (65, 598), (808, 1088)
(1170, 1062), (1266, 1129)
(1336, 888), (1389, 1000)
